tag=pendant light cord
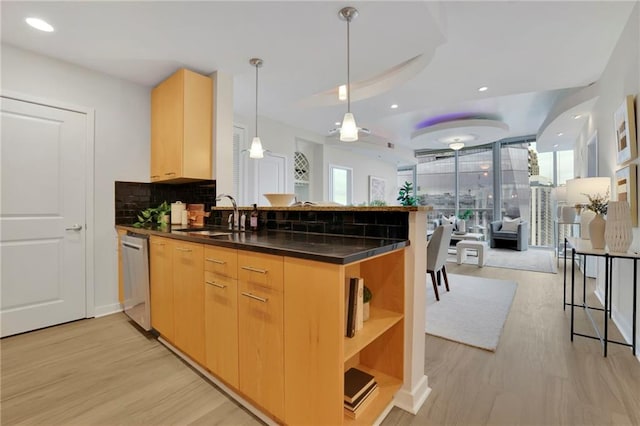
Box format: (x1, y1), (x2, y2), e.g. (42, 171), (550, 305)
(346, 17), (351, 113)
(255, 63), (259, 138)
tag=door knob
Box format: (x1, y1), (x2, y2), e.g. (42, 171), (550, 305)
(65, 224), (83, 231)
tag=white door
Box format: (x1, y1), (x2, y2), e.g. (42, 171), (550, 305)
(1, 97), (87, 337)
(256, 153), (286, 206)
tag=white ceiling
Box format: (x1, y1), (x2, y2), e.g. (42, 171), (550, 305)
(1, 1), (636, 160)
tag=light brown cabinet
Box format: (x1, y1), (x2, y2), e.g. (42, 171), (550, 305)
(150, 68), (213, 183)
(237, 251), (285, 419)
(204, 246), (239, 388)
(149, 236), (175, 342)
(172, 240), (205, 365)
(117, 229), (127, 304)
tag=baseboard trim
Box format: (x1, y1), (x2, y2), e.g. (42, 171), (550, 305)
(93, 303), (122, 318)
(393, 374), (431, 415)
(157, 337), (279, 426)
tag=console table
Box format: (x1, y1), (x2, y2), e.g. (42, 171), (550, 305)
(556, 220), (580, 267)
(563, 237), (638, 357)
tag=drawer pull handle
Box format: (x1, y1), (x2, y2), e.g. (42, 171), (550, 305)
(206, 281), (227, 289)
(151, 242), (165, 246)
(241, 266), (267, 274)
(165, 172), (176, 176)
(241, 292), (268, 303)
(175, 247), (192, 252)
(206, 258), (226, 264)
(151, 175), (160, 178)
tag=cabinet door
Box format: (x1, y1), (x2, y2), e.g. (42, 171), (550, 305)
(204, 271), (238, 388)
(150, 69), (184, 181)
(238, 252), (284, 419)
(182, 69), (213, 180)
(149, 236), (174, 342)
(173, 240), (205, 364)
(117, 229), (127, 304)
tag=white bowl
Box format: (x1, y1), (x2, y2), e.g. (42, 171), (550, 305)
(263, 193), (296, 207)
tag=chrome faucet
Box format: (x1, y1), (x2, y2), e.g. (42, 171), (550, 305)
(215, 194), (239, 230)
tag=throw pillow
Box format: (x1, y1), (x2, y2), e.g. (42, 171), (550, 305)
(502, 217), (521, 232)
(442, 215), (457, 231)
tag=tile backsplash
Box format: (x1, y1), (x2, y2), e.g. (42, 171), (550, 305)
(115, 180), (216, 225)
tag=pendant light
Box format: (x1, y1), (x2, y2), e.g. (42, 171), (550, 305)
(249, 58), (265, 159)
(338, 6), (359, 142)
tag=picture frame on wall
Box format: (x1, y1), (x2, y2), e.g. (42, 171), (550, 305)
(615, 164), (637, 226)
(368, 176), (386, 204)
(613, 94), (637, 165)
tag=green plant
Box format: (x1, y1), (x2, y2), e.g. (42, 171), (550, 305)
(583, 189), (609, 215)
(369, 200), (387, 207)
(397, 181), (417, 206)
(133, 201), (171, 228)
(363, 286), (372, 304)
(457, 209), (474, 220)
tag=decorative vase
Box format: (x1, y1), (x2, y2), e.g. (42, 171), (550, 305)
(561, 205), (577, 223)
(605, 201), (633, 253)
(589, 214), (606, 249)
(457, 219), (466, 234)
(580, 209), (595, 240)
(363, 302), (370, 322)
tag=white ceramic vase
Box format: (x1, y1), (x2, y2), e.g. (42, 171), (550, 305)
(589, 214), (606, 249)
(605, 201), (633, 253)
(580, 209), (595, 240)
(457, 219), (466, 233)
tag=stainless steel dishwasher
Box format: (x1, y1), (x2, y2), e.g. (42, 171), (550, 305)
(121, 233), (151, 330)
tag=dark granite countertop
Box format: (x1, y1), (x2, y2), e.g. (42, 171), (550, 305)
(117, 225), (408, 265)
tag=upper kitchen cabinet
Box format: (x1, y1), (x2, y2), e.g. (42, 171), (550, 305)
(151, 68), (213, 183)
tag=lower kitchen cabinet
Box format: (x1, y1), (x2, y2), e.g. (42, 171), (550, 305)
(204, 270), (239, 388)
(237, 251), (285, 420)
(149, 236), (175, 342)
(172, 240), (205, 365)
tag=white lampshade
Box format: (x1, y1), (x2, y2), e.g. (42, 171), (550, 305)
(249, 136), (264, 159)
(552, 185), (567, 202)
(566, 177), (610, 205)
(340, 112), (358, 142)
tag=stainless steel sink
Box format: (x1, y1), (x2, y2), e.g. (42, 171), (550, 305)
(173, 228), (233, 237)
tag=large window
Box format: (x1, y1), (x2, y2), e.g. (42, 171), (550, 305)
(407, 138), (573, 247)
(329, 164), (352, 205)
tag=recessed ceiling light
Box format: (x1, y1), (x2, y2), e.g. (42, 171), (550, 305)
(338, 84), (347, 101)
(557, 132), (564, 136)
(390, 104), (398, 109)
(478, 86), (488, 92)
(25, 17), (54, 32)
(553, 144), (559, 148)
(573, 114), (582, 119)
(335, 121), (341, 126)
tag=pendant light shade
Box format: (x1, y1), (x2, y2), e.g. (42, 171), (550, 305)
(249, 58), (265, 159)
(338, 6), (359, 142)
(449, 142), (465, 151)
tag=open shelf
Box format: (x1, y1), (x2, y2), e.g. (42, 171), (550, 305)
(343, 307), (403, 360)
(343, 364), (402, 425)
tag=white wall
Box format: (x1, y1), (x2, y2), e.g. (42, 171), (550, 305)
(1, 44), (150, 316)
(235, 113), (400, 206)
(574, 3), (640, 354)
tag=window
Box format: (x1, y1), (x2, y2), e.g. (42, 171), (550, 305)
(329, 165), (352, 205)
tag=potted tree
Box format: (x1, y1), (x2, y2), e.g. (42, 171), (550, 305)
(397, 181), (417, 206)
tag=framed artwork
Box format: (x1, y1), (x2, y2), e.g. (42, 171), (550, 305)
(615, 164), (637, 226)
(613, 95), (637, 165)
(368, 176), (386, 203)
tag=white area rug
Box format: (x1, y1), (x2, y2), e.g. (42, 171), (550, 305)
(426, 274), (517, 351)
(447, 247), (557, 274)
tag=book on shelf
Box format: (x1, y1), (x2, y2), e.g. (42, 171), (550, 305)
(344, 381), (377, 410)
(344, 386), (379, 419)
(344, 367), (376, 403)
(345, 277), (359, 338)
(355, 277), (364, 331)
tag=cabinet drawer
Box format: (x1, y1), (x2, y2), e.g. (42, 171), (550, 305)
(204, 245), (238, 278)
(238, 251), (283, 292)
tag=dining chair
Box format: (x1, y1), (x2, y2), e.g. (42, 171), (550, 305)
(427, 224), (454, 301)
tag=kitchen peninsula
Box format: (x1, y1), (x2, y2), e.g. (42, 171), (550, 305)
(117, 205), (430, 425)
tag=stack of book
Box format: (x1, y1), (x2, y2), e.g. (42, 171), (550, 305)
(345, 277), (364, 338)
(343, 367), (378, 419)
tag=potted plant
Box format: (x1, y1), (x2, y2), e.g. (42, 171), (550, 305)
(133, 201), (171, 228)
(397, 181), (417, 206)
(363, 285), (372, 321)
(456, 209), (473, 233)
(583, 190), (608, 249)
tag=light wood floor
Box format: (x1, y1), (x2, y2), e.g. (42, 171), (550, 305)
(2, 260), (639, 425)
